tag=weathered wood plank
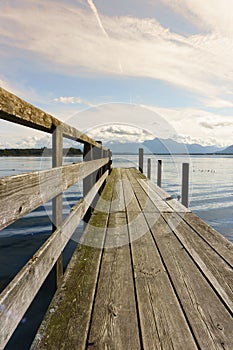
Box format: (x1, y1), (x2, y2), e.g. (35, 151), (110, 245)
(145, 212), (233, 349)
(127, 168), (159, 212)
(87, 170), (140, 349)
(122, 169), (198, 349)
(31, 170), (116, 350)
(136, 175), (174, 212)
(109, 168), (126, 213)
(162, 212), (233, 313)
(0, 171), (108, 350)
(145, 177), (191, 212)
(0, 87), (107, 149)
(52, 125), (63, 287)
(0, 158), (108, 230)
(183, 212), (233, 267)
(129, 167), (190, 213)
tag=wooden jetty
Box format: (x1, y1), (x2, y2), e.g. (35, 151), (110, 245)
(0, 88), (232, 349)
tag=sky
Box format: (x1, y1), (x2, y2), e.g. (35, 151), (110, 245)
(0, 0), (233, 148)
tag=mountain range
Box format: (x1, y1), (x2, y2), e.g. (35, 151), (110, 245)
(104, 138), (228, 154)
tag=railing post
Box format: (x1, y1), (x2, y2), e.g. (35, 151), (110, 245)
(83, 143), (93, 196)
(147, 158), (151, 179)
(139, 148), (144, 173)
(157, 160), (162, 187)
(108, 149), (112, 174)
(83, 143), (93, 223)
(182, 163), (189, 208)
(99, 146), (104, 194)
(52, 125), (63, 287)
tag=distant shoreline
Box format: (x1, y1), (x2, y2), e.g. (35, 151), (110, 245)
(0, 148), (83, 157)
(1, 149), (233, 157)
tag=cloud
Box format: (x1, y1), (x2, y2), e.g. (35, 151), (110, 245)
(53, 96), (95, 106)
(203, 98), (233, 108)
(200, 120), (233, 129)
(144, 105), (233, 146)
(162, 0), (233, 36)
(199, 121), (214, 129)
(0, 0), (233, 97)
(85, 123), (153, 143)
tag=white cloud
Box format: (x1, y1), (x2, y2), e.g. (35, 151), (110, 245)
(53, 96), (95, 106)
(146, 105), (233, 146)
(86, 123), (153, 143)
(203, 98), (233, 108)
(0, 0), (233, 98)
(162, 0), (233, 36)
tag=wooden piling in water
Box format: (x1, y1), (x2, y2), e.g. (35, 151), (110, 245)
(182, 162), (189, 207)
(139, 148), (144, 173)
(157, 159), (162, 187)
(147, 158), (151, 179)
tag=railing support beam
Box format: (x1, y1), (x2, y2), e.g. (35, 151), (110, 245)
(52, 125), (63, 287)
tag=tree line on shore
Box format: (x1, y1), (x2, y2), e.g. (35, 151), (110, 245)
(0, 147), (83, 157)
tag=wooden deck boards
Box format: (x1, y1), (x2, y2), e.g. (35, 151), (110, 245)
(32, 168), (233, 350)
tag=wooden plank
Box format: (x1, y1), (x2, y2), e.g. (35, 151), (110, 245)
(145, 212), (233, 349)
(162, 212), (233, 313)
(183, 212), (233, 267)
(31, 171), (116, 350)
(135, 175), (174, 212)
(122, 169), (198, 349)
(87, 169), (140, 349)
(52, 125), (63, 287)
(127, 169), (159, 212)
(109, 168), (125, 213)
(0, 157), (108, 230)
(0, 171), (108, 350)
(135, 173), (190, 213)
(0, 87), (108, 149)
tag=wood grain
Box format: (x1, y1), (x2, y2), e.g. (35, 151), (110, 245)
(0, 87), (107, 149)
(31, 171), (116, 350)
(0, 158), (108, 230)
(0, 171), (108, 350)
(87, 169), (141, 349)
(162, 212), (233, 313)
(123, 169), (198, 349)
(146, 212), (233, 349)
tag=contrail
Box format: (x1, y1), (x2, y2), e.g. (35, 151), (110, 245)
(87, 0), (109, 39)
(87, 0), (123, 73)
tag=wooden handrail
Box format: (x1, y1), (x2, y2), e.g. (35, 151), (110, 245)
(0, 88), (112, 349)
(0, 170), (108, 350)
(0, 157), (109, 231)
(0, 87), (107, 150)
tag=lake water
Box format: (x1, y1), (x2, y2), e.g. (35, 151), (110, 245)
(112, 154), (233, 243)
(0, 154), (233, 349)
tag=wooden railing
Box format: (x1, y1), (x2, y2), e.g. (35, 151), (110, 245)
(0, 88), (111, 350)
